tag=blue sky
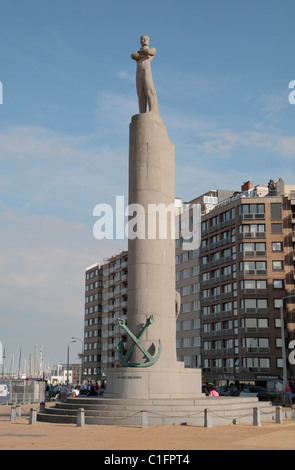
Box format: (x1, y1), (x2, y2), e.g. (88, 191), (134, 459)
(0, 0), (294, 370)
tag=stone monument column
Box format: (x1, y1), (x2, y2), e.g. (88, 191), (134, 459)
(105, 36), (202, 399)
(127, 112), (177, 368)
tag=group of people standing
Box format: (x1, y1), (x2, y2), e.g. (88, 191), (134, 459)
(45, 380), (105, 401)
(275, 380), (294, 406)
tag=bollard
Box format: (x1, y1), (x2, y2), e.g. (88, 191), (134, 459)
(77, 408), (85, 427)
(253, 407), (261, 427)
(291, 406), (295, 421)
(40, 402), (46, 412)
(204, 409), (212, 428)
(275, 406), (283, 424)
(141, 410), (148, 428)
(29, 408), (37, 425)
(10, 406), (17, 422)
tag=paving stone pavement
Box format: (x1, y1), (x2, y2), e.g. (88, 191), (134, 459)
(0, 403), (295, 451)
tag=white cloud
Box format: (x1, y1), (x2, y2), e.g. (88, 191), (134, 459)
(116, 70), (135, 83)
(0, 210), (126, 366)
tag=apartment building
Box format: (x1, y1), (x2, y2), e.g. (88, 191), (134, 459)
(175, 189), (236, 369)
(84, 178), (295, 387)
(84, 252), (128, 382)
(176, 178), (295, 387)
(84, 263), (103, 381)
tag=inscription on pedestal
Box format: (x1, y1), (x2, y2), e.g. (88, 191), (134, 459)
(116, 376), (142, 380)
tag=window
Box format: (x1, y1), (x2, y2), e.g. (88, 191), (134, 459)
(193, 318), (201, 329)
(212, 304), (221, 314)
(181, 268), (190, 279)
(274, 280), (284, 289)
(231, 228), (236, 242)
(212, 340), (222, 350)
(182, 303), (191, 313)
(203, 306), (210, 316)
(240, 261), (267, 274)
(241, 203), (265, 215)
(242, 318), (269, 329)
(223, 301), (232, 312)
(203, 323), (211, 333)
(181, 285), (191, 296)
(212, 286), (220, 296)
(240, 279), (267, 291)
(183, 338), (191, 348)
(240, 299), (268, 310)
(271, 223), (282, 233)
(193, 300), (200, 311)
(192, 283), (200, 293)
(221, 210), (230, 222)
(182, 320), (191, 330)
(276, 338), (283, 348)
(211, 215), (219, 227)
(183, 356), (192, 366)
(271, 203), (282, 220)
(240, 224), (265, 233)
(242, 357), (270, 369)
(273, 260), (284, 271)
(242, 338), (270, 349)
(212, 268), (220, 280)
(272, 242), (283, 252)
(240, 242), (266, 254)
(182, 251), (189, 262)
(213, 358), (222, 368)
(192, 265), (200, 276)
(193, 337), (201, 347)
(201, 220), (208, 231)
(223, 283), (232, 294)
(274, 299), (283, 309)
(222, 230), (230, 240)
(212, 322), (221, 331)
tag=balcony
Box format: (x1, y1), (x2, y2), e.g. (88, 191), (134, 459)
(241, 347), (270, 354)
(239, 250), (266, 258)
(239, 213), (265, 220)
(241, 367), (271, 373)
(240, 288), (268, 296)
(241, 327), (269, 334)
(240, 308), (268, 315)
(238, 232), (266, 240)
(239, 269), (267, 276)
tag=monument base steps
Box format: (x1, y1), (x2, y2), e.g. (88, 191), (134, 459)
(37, 396), (275, 426)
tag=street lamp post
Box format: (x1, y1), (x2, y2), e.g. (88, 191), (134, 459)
(67, 340), (76, 385)
(280, 295), (295, 387)
(71, 337), (84, 385)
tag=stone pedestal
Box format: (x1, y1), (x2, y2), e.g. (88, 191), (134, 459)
(105, 364), (202, 399)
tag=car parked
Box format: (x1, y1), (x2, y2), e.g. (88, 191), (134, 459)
(217, 385), (240, 397)
(240, 386), (277, 402)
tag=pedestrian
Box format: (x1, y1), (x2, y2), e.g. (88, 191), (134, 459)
(209, 385), (219, 397)
(275, 380), (284, 405)
(284, 383), (293, 407)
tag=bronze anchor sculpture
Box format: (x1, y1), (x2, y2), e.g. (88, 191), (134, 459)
(117, 315), (161, 367)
